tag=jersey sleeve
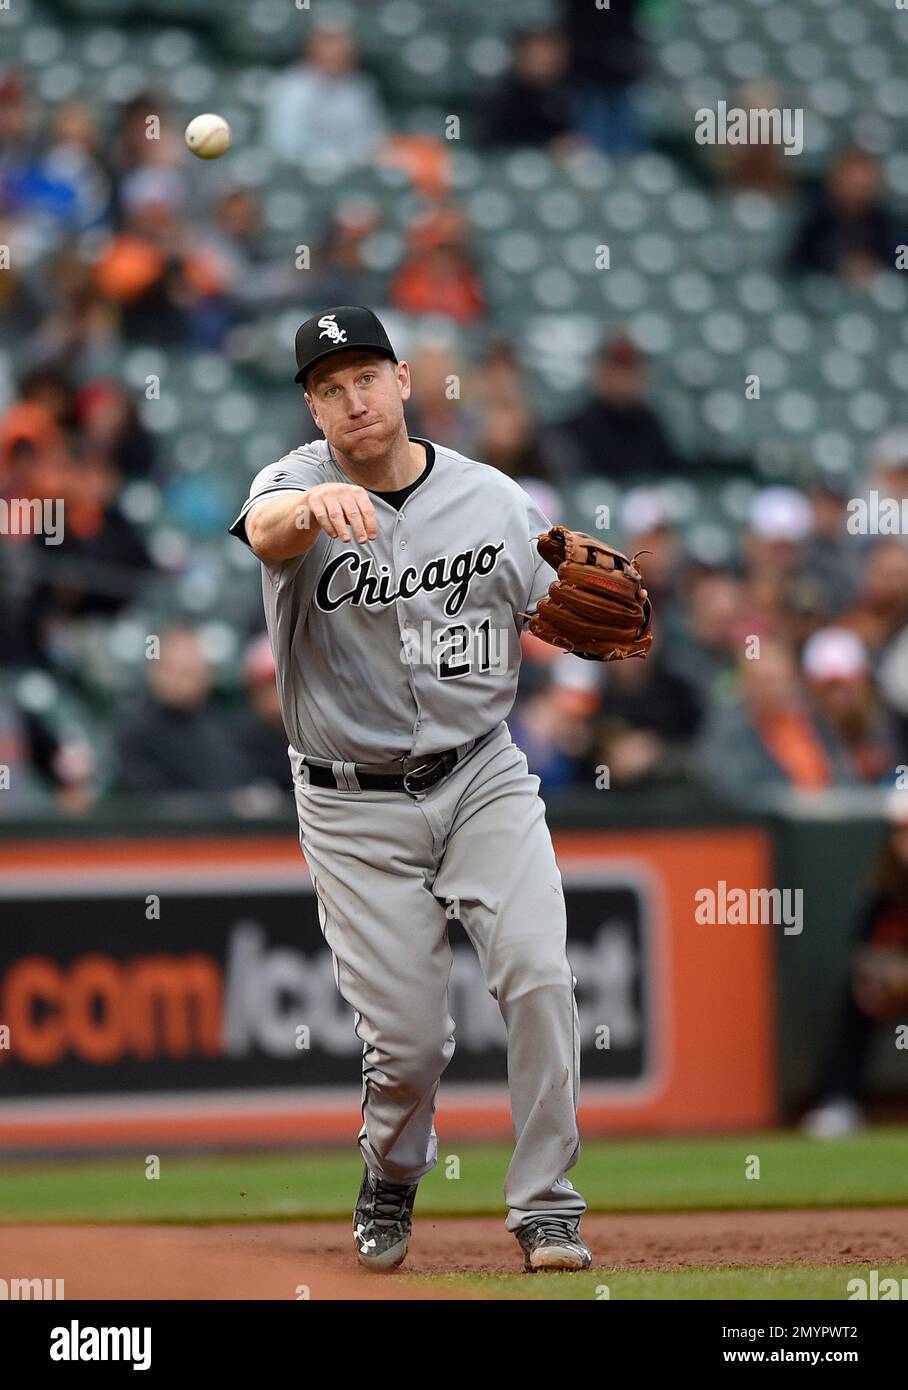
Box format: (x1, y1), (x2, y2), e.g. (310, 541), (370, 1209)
(228, 455), (325, 547)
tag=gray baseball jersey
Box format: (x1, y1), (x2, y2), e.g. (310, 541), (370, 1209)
(230, 437), (556, 763)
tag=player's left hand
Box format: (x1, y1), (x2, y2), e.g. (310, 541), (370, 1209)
(522, 527), (654, 661)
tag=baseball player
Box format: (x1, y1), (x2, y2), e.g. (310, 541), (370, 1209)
(230, 306), (651, 1273)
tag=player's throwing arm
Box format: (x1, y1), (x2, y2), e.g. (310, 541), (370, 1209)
(246, 482), (379, 562)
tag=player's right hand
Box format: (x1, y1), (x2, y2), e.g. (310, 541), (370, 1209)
(304, 483), (378, 544)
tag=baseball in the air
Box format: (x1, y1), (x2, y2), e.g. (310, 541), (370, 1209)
(184, 113), (231, 160)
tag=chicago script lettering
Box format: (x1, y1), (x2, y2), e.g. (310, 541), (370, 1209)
(315, 542), (506, 618)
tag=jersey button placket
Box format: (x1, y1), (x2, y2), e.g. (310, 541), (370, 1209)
(395, 512), (423, 748)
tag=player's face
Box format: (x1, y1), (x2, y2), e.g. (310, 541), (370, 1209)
(306, 355), (410, 466)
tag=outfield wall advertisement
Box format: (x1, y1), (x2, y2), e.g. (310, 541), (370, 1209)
(0, 829), (775, 1150)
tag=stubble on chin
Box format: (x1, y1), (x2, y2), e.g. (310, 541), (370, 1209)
(336, 423), (394, 470)
(341, 438), (383, 471)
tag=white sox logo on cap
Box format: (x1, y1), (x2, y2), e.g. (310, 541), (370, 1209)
(294, 305), (396, 384)
(318, 314), (347, 345)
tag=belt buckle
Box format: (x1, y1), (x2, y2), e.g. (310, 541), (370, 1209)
(402, 751), (452, 795)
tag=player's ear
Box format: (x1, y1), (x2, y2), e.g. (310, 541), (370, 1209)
(303, 390), (320, 428)
(396, 360), (411, 402)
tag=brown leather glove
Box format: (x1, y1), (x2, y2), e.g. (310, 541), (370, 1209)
(523, 527), (654, 661)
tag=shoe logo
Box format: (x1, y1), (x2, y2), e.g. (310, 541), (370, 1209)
(355, 1224), (376, 1253)
(318, 314), (347, 345)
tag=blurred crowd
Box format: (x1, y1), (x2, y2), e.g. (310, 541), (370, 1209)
(1, 3), (907, 814)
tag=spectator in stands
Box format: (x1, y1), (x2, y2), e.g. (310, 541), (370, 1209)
(471, 337), (556, 485)
(229, 634), (293, 812)
(478, 27), (577, 153)
(26, 246), (120, 376)
(405, 339), (480, 457)
(0, 399), (65, 501)
(802, 791), (908, 1138)
(305, 200), (381, 308)
(108, 90), (183, 212)
(42, 101), (112, 232)
(378, 132), (450, 199)
(0, 70), (79, 252)
(0, 87), (48, 344)
(710, 83), (795, 198)
(113, 627), (246, 796)
(15, 365), (75, 434)
(262, 23), (387, 168)
(203, 186), (300, 321)
(844, 539), (908, 657)
(0, 70), (37, 193)
(0, 229), (42, 351)
(0, 411), (74, 665)
(663, 566), (747, 714)
(25, 446), (152, 662)
(1, 375), (156, 642)
(509, 657), (601, 791)
(620, 487), (683, 622)
(472, 336), (526, 413)
(797, 475), (863, 619)
(93, 167), (189, 343)
(802, 628), (897, 786)
(595, 652), (701, 787)
(390, 206), (485, 323)
(13, 369), (140, 488)
(562, 0), (645, 155)
(694, 638), (852, 802)
(475, 397), (552, 483)
(787, 146), (897, 287)
(94, 167), (229, 347)
(0, 401), (62, 664)
(74, 380), (156, 481)
(544, 335), (684, 479)
(0, 681), (97, 814)
(742, 486), (815, 641)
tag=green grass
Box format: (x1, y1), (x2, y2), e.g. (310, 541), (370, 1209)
(1, 1128), (907, 1224)
(413, 1264), (908, 1301)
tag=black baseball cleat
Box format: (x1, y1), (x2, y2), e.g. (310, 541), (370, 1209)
(352, 1165), (419, 1271)
(516, 1218), (593, 1272)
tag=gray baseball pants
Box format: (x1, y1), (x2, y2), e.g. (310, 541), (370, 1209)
(290, 720), (586, 1231)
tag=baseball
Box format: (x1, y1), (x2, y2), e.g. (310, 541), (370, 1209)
(184, 113), (231, 160)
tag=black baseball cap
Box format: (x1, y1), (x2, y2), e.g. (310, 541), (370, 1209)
(293, 306), (398, 386)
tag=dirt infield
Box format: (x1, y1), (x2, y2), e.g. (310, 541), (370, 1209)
(3, 1208), (907, 1299)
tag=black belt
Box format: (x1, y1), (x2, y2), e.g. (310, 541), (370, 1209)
(301, 742), (472, 795)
